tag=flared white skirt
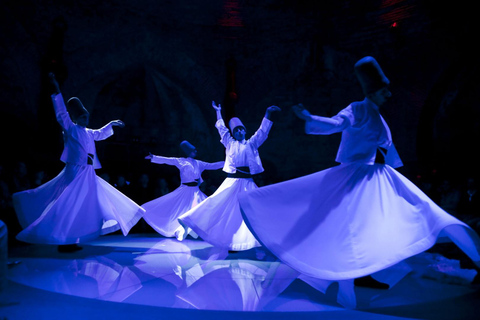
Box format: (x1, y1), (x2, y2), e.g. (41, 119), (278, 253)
(142, 185), (206, 237)
(178, 177), (261, 251)
(13, 164), (145, 245)
(238, 163), (479, 280)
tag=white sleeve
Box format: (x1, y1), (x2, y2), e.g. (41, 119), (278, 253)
(51, 93), (73, 131)
(151, 156), (182, 167)
(305, 113), (351, 135)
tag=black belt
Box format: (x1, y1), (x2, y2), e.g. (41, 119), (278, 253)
(87, 153), (94, 165)
(182, 180), (200, 187)
(227, 166), (253, 179)
(375, 148), (387, 164)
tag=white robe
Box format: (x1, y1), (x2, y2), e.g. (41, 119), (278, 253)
(178, 117), (273, 251)
(238, 98), (480, 280)
(142, 156), (223, 237)
(13, 93), (145, 245)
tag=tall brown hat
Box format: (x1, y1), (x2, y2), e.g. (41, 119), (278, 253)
(67, 97), (89, 120)
(180, 140), (196, 156)
(354, 56), (390, 96)
(228, 117), (245, 134)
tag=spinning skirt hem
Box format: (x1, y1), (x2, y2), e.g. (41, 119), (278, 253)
(178, 177), (261, 251)
(142, 185), (206, 237)
(239, 163), (474, 280)
(14, 164), (145, 245)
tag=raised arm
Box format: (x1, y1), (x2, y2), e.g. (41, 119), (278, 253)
(292, 103), (350, 135)
(212, 101), (222, 121)
(265, 105), (281, 120)
(248, 105), (278, 148)
(91, 119), (125, 141)
(213, 101), (234, 147)
(200, 160), (225, 171)
(145, 153), (182, 167)
(49, 73), (73, 131)
(49, 72), (61, 95)
(109, 120), (125, 128)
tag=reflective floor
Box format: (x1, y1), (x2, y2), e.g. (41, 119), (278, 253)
(3, 234), (480, 320)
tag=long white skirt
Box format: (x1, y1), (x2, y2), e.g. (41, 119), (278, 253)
(142, 185), (206, 237)
(238, 163), (480, 280)
(13, 164), (145, 245)
(178, 177), (261, 251)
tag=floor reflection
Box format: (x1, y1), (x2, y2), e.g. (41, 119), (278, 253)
(8, 255), (142, 302)
(175, 259), (299, 311)
(7, 234), (480, 317)
(130, 238), (302, 311)
(8, 237), (307, 311)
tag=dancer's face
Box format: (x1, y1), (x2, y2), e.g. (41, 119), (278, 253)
(369, 87), (392, 108)
(233, 126), (246, 141)
(188, 149), (197, 158)
(75, 113), (90, 127)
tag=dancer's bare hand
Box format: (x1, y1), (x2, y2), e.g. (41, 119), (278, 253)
(49, 72), (61, 94)
(292, 104), (312, 121)
(110, 120), (125, 128)
(267, 105), (281, 113)
(265, 105), (281, 120)
(212, 101), (221, 111)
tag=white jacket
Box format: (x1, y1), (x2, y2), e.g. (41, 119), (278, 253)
(305, 98), (403, 168)
(216, 118), (273, 174)
(52, 93), (114, 169)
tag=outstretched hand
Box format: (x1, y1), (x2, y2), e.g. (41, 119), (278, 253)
(110, 120), (125, 128)
(265, 105), (281, 120)
(212, 101), (223, 120)
(48, 72), (61, 94)
(267, 105), (281, 113)
(212, 101), (221, 111)
(292, 104), (312, 121)
(145, 153), (153, 160)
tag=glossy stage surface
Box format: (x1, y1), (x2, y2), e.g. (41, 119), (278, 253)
(3, 234), (480, 320)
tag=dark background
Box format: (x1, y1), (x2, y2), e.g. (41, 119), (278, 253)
(1, 0), (479, 195)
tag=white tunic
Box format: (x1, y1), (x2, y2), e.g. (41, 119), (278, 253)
(13, 93), (145, 245)
(219, 118), (272, 174)
(307, 98), (402, 167)
(178, 117), (274, 251)
(238, 98), (480, 280)
(52, 93), (111, 169)
(142, 156), (223, 237)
